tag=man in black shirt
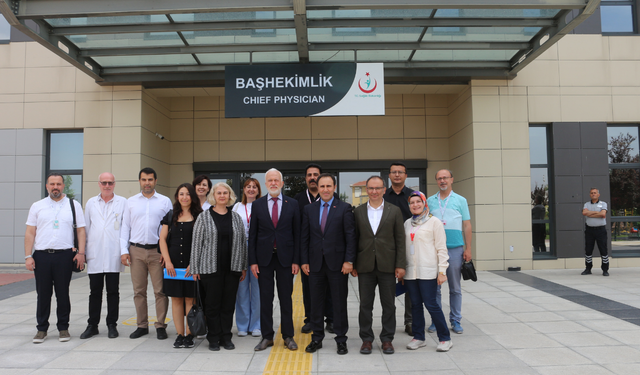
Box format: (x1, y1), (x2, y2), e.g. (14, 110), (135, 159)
(382, 162), (414, 336)
(294, 163), (334, 334)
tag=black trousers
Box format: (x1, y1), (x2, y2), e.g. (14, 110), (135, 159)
(302, 272), (333, 324)
(33, 250), (74, 332)
(200, 270), (241, 344)
(357, 268), (396, 342)
(258, 252), (294, 340)
(309, 260), (348, 343)
(585, 225), (609, 271)
(88, 272), (120, 326)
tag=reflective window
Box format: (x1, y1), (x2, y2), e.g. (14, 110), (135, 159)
(607, 126), (639, 163)
(0, 14), (10, 42)
(530, 126), (553, 256)
(48, 131), (83, 202)
(601, 1), (635, 33)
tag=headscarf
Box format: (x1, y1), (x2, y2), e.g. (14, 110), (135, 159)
(408, 191), (431, 226)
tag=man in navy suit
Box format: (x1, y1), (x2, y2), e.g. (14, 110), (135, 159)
(301, 173), (356, 355)
(249, 168), (300, 351)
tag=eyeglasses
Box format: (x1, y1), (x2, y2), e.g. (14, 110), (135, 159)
(436, 177), (450, 181)
(99, 181), (115, 186)
(389, 171), (406, 175)
(366, 187), (385, 192)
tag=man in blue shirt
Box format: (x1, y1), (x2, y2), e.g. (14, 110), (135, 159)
(426, 169), (471, 334)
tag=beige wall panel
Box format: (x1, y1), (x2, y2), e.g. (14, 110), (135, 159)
(140, 154), (169, 181)
(194, 141), (219, 162)
(471, 87), (499, 96)
(25, 67), (76, 94)
(76, 70), (112, 94)
(194, 118), (219, 141)
(75, 101), (113, 128)
(426, 161), (450, 184)
(141, 102), (156, 132)
(560, 95), (613, 122)
(448, 98), (472, 136)
(610, 61), (640, 87)
(499, 87), (527, 96)
(537, 43), (558, 60)
(449, 152), (474, 181)
(612, 96), (640, 122)
(113, 100), (142, 127)
(170, 142), (194, 164)
(0, 94), (23, 103)
(24, 101), (75, 128)
(113, 85), (143, 92)
(312, 139), (358, 160)
(195, 96), (220, 111)
(404, 116), (426, 138)
(404, 139), (427, 160)
(402, 94), (425, 108)
(503, 205), (531, 232)
(84, 128), (112, 155)
(528, 95), (562, 123)
(425, 116), (448, 138)
(609, 36), (640, 60)
(112, 181), (142, 199)
(474, 260), (505, 271)
(220, 140), (264, 161)
(426, 184), (440, 197)
(510, 60), (560, 87)
(473, 205), (503, 232)
(427, 138), (450, 162)
(474, 177), (503, 205)
(141, 130), (170, 164)
(447, 87), (470, 109)
(472, 123), (501, 150)
(560, 87), (612, 96)
(84, 155), (112, 181)
(558, 61), (611, 87)
(112, 127), (142, 154)
(311, 117), (357, 139)
(266, 140), (312, 161)
(386, 108), (402, 116)
(424, 107), (448, 116)
(220, 118), (265, 141)
(557, 34), (610, 61)
(616, 258), (640, 267)
(502, 177), (531, 205)
(112, 154), (141, 182)
(424, 95), (448, 108)
(169, 164), (195, 189)
(357, 116), (403, 139)
(171, 97), (194, 112)
(266, 117), (311, 140)
(24, 93), (75, 103)
(473, 150), (502, 177)
(358, 139), (403, 160)
(503, 231), (532, 260)
(501, 122), (529, 150)
(75, 91), (113, 102)
(0, 43), (26, 68)
(474, 232), (504, 261)
(25, 42), (68, 68)
(403, 108), (425, 116)
(170, 119), (194, 142)
(194, 111), (219, 119)
(448, 125), (473, 159)
(470, 79), (507, 87)
(0, 68), (25, 94)
(113, 91), (142, 101)
(502, 149), (530, 177)
(453, 177), (475, 205)
(385, 94), (402, 108)
(528, 87), (560, 96)
(170, 111), (194, 120)
(532, 259), (566, 270)
(499, 95), (528, 123)
(472, 95), (500, 123)
(0, 102), (24, 129)
(504, 259), (532, 270)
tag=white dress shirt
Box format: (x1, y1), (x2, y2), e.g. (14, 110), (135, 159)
(232, 201), (253, 238)
(119, 191), (172, 255)
(84, 194), (127, 273)
(26, 195), (86, 251)
(367, 199), (385, 234)
(267, 193), (283, 220)
(202, 201), (212, 211)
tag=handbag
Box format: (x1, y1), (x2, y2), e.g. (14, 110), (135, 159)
(187, 279), (207, 336)
(461, 260), (477, 282)
(69, 198), (83, 273)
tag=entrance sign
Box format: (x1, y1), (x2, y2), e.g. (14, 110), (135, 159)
(225, 63), (384, 118)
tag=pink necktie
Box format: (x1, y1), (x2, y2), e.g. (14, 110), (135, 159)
(272, 197), (279, 248)
(321, 202), (328, 234)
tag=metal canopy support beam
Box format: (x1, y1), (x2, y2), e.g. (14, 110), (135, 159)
(0, 0), (103, 81)
(293, 0), (309, 63)
(305, 0), (587, 9)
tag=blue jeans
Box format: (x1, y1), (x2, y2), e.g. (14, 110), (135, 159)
(436, 246), (463, 323)
(405, 279), (450, 342)
(235, 266), (260, 333)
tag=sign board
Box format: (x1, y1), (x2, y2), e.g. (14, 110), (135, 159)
(225, 63), (384, 118)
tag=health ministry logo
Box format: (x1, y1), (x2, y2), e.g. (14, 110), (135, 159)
(358, 72), (378, 93)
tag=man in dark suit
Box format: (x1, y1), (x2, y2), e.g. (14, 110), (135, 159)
(301, 173), (356, 355)
(352, 176), (406, 355)
(249, 168), (300, 351)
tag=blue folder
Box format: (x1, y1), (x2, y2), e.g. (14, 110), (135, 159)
(163, 268), (192, 280)
(395, 281), (406, 296)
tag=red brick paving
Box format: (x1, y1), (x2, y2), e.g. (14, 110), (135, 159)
(0, 273), (34, 286)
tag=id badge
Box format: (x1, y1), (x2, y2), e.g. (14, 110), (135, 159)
(410, 244), (415, 255)
(114, 220), (120, 230)
(53, 219), (59, 229)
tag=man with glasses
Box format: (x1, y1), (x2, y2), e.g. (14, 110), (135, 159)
(383, 162), (415, 336)
(426, 169), (471, 334)
(81, 172), (127, 339)
(352, 176), (405, 355)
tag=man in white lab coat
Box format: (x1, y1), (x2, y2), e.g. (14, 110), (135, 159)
(81, 172), (127, 339)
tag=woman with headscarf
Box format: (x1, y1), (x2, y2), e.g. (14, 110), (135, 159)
(403, 191), (453, 352)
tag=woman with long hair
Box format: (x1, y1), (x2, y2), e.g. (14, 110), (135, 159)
(159, 183), (203, 349)
(232, 178), (262, 337)
(192, 175), (213, 210)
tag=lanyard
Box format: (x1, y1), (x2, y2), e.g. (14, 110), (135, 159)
(50, 198), (64, 219)
(437, 191), (451, 225)
(244, 203), (251, 225)
(410, 215), (431, 241)
(306, 189), (320, 204)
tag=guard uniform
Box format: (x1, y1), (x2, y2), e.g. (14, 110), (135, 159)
(583, 200), (609, 272)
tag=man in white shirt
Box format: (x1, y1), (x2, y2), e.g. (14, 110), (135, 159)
(120, 168), (172, 339)
(25, 173), (86, 344)
(81, 172), (127, 339)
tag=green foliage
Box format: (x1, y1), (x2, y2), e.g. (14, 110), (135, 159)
(63, 175), (75, 200)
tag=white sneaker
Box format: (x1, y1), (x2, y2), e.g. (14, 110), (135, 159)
(406, 339), (427, 350)
(436, 340), (452, 352)
(238, 331), (248, 337)
(251, 329), (262, 337)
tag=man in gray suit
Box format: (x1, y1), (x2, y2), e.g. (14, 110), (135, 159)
(352, 176), (406, 355)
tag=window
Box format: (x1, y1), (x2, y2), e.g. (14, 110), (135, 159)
(0, 14), (10, 43)
(47, 131), (84, 202)
(608, 125), (640, 255)
(529, 125), (554, 257)
(601, 0), (636, 33)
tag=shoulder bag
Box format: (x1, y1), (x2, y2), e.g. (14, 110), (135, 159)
(187, 279), (207, 336)
(69, 198), (83, 273)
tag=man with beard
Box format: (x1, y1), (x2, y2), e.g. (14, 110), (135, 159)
(249, 168), (301, 351)
(25, 173), (86, 343)
(294, 163), (334, 334)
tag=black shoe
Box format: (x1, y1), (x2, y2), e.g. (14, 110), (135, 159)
(222, 340), (235, 350)
(157, 328), (168, 340)
(183, 334), (194, 348)
(305, 340), (323, 353)
(107, 324), (118, 339)
(581, 269), (592, 275)
(173, 334), (185, 348)
(325, 322), (334, 334)
(129, 327), (149, 339)
(405, 324), (413, 336)
(603, 270), (610, 276)
(337, 342), (348, 355)
(209, 342), (220, 351)
(301, 322), (312, 334)
(80, 325), (99, 339)
(254, 338), (274, 351)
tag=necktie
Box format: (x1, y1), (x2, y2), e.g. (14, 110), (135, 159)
(321, 202), (329, 234)
(272, 197), (279, 248)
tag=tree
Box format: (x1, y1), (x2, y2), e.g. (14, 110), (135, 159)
(63, 175), (76, 200)
(284, 176), (306, 197)
(339, 192), (349, 202)
(608, 132), (640, 217)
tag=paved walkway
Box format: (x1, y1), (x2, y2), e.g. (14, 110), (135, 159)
(0, 267), (639, 374)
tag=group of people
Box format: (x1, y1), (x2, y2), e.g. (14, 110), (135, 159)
(24, 163), (473, 356)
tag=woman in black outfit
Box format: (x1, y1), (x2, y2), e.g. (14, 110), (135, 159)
(159, 183), (202, 349)
(191, 182), (247, 351)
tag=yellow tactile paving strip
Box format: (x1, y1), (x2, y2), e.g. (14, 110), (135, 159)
(263, 274), (313, 375)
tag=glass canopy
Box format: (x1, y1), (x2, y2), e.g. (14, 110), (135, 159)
(0, 0), (598, 86)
